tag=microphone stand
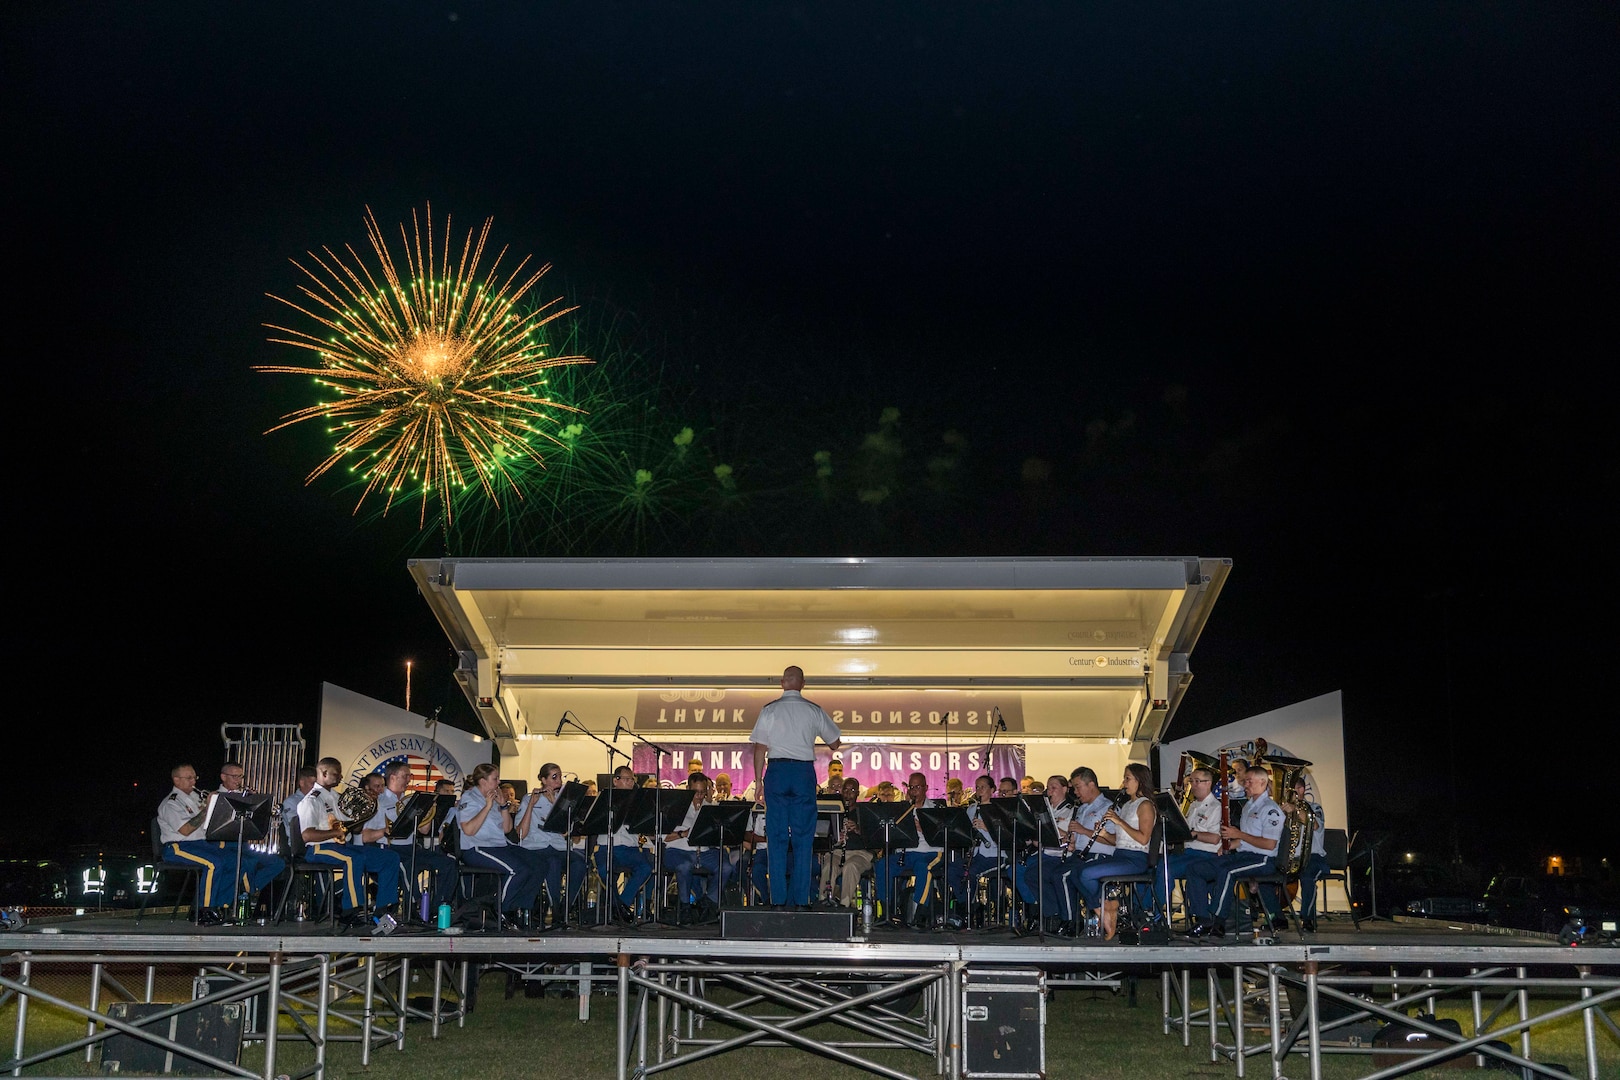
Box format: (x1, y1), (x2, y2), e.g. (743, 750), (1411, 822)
(627, 729), (680, 922)
(559, 711), (629, 925)
(983, 707), (1006, 779)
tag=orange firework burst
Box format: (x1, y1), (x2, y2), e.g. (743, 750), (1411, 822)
(257, 204), (591, 525)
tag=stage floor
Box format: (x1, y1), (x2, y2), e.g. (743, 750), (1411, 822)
(10, 910), (1617, 967)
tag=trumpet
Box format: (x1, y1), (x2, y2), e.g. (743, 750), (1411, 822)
(183, 789), (214, 832)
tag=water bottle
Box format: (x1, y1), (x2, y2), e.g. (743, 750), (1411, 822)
(437, 903), (452, 930)
(419, 891), (432, 922)
(1085, 911), (1100, 938)
(861, 884), (874, 935)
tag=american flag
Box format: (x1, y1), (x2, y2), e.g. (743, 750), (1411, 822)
(377, 754), (451, 793)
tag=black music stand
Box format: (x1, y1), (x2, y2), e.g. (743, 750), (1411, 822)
(1010, 795), (1065, 940)
(389, 793), (451, 921)
(812, 798), (846, 855)
(623, 788), (694, 921)
(203, 793), (272, 922)
(689, 803), (751, 911)
(535, 782), (588, 927)
(854, 802), (919, 920)
(917, 807), (975, 930)
(975, 798), (1021, 929)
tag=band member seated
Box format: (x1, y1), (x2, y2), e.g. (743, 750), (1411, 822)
(746, 797), (771, 903)
(454, 763), (545, 931)
(960, 774), (1003, 923)
(297, 758), (402, 928)
(516, 762), (590, 931)
(1154, 766), (1221, 922)
(661, 772), (724, 923)
(1013, 775), (1077, 935)
(1184, 765), (1286, 939)
(824, 778), (870, 907)
(593, 765), (653, 924)
(1278, 775), (1328, 932)
(713, 773), (734, 801)
(282, 767), (316, 822)
(157, 763), (285, 925)
(997, 777), (1019, 798)
(871, 772), (942, 931)
(1072, 764), (1158, 938)
(370, 761), (457, 919)
(820, 758), (845, 795)
(1059, 767), (1119, 930)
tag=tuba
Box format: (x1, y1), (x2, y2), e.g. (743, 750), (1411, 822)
(1260, 754), (1314, 876)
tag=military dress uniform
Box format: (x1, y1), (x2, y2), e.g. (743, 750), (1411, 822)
(374, 787), (458, 913)
(1015, 798), (1077, 924)
(872, 800), (944, 927)
(1155, 791), (1222, 915)
(297, 783), (402, 918)
(157, 787), (284, 919)
(517, 789), (590, 920)
(749, 689), (841, 907)
(1184, 790), (1287, 936)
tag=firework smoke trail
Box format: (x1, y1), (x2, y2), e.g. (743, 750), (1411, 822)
(257, 205), (592, 525)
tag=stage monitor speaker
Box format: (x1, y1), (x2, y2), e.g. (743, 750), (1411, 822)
(720, 908), (854, 941)
(100, 1002), (244, 1075)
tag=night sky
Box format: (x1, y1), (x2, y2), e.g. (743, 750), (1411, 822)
(11, 4), (1617, 868)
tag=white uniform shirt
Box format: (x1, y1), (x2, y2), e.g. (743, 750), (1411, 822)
(354, 791), (387, 847)
(748, 690), (840, 761)
(663, 801), (704, 852)
(906, 801), (942, 854)
(1237, 791), (1286, 856)
(298, 784), (341, 840)
(967, 804), (1000, 858)
(1184, 793), (1221, 854)
(1073, 794), (1117, 857)
(280, 792), (306, 825)
(1113, 796), (1150, 853)
(748, 807), (767, 850)
(158, 787), (205, 844)
(1041, 800), (1077, 857)
(376, 788), (422, 848)
(518, 791), (568, 851)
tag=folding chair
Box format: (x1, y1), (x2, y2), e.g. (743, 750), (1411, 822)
(136, 818), (199, 925)
(273, 820), (338, 928)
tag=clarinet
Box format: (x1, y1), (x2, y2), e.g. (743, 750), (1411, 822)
(1074, 791), (1127, 860)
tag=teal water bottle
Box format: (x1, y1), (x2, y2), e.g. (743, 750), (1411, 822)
(437, 903), (452, 930)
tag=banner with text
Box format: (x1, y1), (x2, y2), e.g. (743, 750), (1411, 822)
(634, 689), (1022, 733)
(629, 741), (1026, 796)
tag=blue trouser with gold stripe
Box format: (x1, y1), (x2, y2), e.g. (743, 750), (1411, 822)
(303, 842), (402, 912)
(163, 842), (284, 909)
(873, 850), (940, 909)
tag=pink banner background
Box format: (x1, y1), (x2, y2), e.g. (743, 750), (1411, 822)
(629, 742), (1026, 798)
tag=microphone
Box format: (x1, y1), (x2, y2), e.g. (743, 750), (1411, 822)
(993, 706), (1007, 731)
(554, 712), (569, 737)
(612, 717), (624, 743)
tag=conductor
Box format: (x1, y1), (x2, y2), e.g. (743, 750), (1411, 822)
(750, 665), (842, 909)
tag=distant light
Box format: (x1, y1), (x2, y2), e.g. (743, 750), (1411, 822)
(1404, 852), (1416, 863)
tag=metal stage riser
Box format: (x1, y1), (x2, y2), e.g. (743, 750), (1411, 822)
(3, 952), (474, 1080)
(8, 934), (1618, 1080)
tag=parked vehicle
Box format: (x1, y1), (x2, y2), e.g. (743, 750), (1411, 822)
(1483, 873), (1620, 939)
(1355, 857), (1484, 921)
(0, 859), (71, 907)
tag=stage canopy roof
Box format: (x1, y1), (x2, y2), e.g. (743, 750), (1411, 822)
(408, 556), (1230, 758)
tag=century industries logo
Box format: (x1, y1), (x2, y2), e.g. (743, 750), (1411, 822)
(347, 733), (468, 792)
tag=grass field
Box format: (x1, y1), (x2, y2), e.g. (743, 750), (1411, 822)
(2, 961), (1613, 1079)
